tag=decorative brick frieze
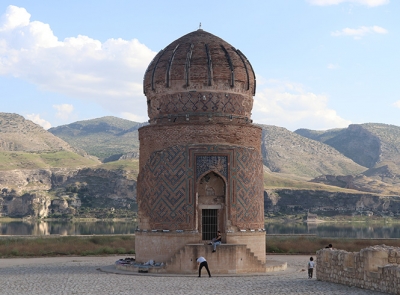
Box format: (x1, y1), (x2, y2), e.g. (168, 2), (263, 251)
(146, 91), (253, 120)
(139, 123), (261, 167)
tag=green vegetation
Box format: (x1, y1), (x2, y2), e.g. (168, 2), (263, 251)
(263, 171), (353, 191)
(48, 116), (142, 161)
(0, 235), (135, 258)
(266, 236), (400, 254)
(99, 159), (139, 172)
(0, 151), (98, 170)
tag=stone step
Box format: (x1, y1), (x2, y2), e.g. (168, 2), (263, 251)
(165, 243), (269, 274)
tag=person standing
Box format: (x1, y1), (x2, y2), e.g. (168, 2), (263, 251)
(308, 257), (314, 279)
(197, 256), (211, 277)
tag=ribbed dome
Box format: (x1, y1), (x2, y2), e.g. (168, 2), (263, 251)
(143, 29), (256, 122)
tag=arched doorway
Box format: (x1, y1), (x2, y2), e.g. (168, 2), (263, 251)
(197, 171), (226, 240)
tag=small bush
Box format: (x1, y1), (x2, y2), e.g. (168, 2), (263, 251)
(98, 247), (114, 254)
(116, 247), (126, 254)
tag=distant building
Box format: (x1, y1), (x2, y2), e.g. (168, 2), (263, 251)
(307, 212), (318, 222)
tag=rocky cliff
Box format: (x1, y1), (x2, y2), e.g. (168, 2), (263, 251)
(0, 167), (137, 218)
(265, 189), (400, 217)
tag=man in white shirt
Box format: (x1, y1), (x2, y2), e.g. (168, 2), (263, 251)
(196, 256), (211, 277)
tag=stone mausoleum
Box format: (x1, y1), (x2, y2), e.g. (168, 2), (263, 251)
(135, 28), (267, 274)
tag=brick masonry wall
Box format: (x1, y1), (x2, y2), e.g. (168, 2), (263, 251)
(139, 123), (261, 167)
(137, 143), (264, 231)
(316, 245), (400, 294)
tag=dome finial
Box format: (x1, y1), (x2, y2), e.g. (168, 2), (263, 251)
(199, 22), (202, 30)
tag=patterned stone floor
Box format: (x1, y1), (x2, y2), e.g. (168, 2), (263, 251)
(0, 255), (386, 295)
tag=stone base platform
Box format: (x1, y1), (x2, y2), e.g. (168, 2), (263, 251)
(112, 244), (287, 275)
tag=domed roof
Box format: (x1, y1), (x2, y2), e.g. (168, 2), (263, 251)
(143, 29), (256, 123)
(143, 29), (256, 96)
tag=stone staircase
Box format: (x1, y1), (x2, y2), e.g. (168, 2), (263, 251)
(115, 243), (287, 274)
(165, 243), (270, 274)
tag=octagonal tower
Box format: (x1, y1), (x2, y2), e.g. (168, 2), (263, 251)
(136, 29), (265, 273)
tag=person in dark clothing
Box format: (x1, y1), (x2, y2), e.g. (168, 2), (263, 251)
(196, 256), (211, 277)
(211, 230), (222, 252)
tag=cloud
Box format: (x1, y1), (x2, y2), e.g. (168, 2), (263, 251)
(0, 5), (156, 120)
(25, 113), (52, 129)
(53, 104), (74, 120)
(327, 63), (339, 69)
(252, 79), (351, 130)
(393, 101), (400, 109)
(307, 0), (389, 7)
(331, 26), (388, 39)
(120, 112), (148, 123)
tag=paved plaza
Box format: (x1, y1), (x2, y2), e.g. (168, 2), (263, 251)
(0, 255), (385, 295)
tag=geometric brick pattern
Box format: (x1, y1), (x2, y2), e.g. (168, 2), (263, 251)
(137, 145), (192, 230)
(233, 147), (264, 229)
(148, 91), (253, 120)
(138, 144), (263, 230)
(196, 155), (227, 180)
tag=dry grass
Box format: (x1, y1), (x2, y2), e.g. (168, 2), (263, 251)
(266, 236), (400, 254)
(1, 235), (399, 257)
(0, 235), (135, 258)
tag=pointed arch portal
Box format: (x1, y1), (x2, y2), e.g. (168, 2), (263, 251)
(197, 171), (226, 240)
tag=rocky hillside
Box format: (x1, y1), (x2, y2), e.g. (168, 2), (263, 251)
(0, 113), (137, 218)
(48, 116), (145, 162)
(260, 125), (366, 178)
(296, 123), (400, 169)
(296, 123), (400, 192)
(0, 113), (99, 170)
(51, 117), (369, 179)
(2, 113), (400, 219)
(0, 113), (79, 153)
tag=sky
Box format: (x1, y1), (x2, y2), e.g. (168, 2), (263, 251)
(0, 0), (399, 131)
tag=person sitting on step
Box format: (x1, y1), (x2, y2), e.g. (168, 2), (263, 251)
(210, 230), (221, 252)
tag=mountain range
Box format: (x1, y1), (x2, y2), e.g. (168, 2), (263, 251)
(1, 112), (400, 218)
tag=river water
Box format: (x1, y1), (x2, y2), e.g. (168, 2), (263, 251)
(0, 220), (138, 236)
(1, 220), (400, 238)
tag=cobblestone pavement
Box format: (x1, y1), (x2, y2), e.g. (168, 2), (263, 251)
(0, 255), (386, 295)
